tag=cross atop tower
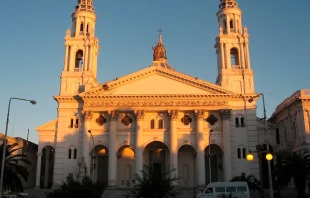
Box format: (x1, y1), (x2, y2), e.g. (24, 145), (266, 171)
(157, 27), (164, 35)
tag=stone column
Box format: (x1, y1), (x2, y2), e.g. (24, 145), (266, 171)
(82, 111), (92, 177)
(220, 42), (225, 69)
(108, 110), (119, 186)
(168, 110), (178, 171)
(135, 110), (145, 175)
(35, 153), (42, 187)
(64, 45), (69, 71)
(221, 109), (232, 181)
(195, 110), (205, 187)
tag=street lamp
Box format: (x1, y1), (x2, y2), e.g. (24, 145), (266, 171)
(208, 130), (213, 183)
(88, 130), (95, 181)
(0, 97), (36, 197)
(247, 93), (274, 198)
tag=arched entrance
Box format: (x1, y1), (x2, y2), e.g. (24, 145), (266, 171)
(178, 144), (196, 187)
(91, 145), (108, 185)
(40, 146), (54, 188)
(144, 141), (169, 169)
(117, 145), (135, 187)
(205, 144), (223, 184)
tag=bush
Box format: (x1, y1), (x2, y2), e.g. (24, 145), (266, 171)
(46, 176), (105, 198)
(127, 165), (180, 198)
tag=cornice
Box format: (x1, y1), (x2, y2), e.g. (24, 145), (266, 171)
(53, 95), (82, 103)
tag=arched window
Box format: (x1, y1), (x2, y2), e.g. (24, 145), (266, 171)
(237, 148), (241, 158)
(86, 24), (89, 33)
(68, 149), (72, 159)
(70, 118), (74, 128)
(235, 117), (239, 127)
(75, 119), (79, 128)
(158, 119), (163, 129)
(150, 119), (155, 129)
(230, 48), (240, 67)
(75, 50), (83, 70)
(80, 22), (84, 32)
(73, 149), (77, 159)
(230, 20), (234, 29)
(240, 117), (245, 127)
(242, 148), (246, 158)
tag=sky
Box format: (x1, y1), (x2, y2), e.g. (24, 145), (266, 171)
(0, 0), (309, 144)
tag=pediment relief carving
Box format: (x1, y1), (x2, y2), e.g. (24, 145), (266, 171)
(85, 100), (229, 107)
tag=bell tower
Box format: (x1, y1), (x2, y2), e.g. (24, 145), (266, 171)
(60, 0), (99, 96)
(215, 0), (254, 94)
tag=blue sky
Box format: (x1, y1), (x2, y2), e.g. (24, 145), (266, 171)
(0, 0), (309, 144)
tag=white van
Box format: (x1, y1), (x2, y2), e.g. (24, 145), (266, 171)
(196, 181), (250, 198)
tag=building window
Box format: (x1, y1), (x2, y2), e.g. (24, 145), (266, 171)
(235, 115), (245, 128)
(75, 119), (79, 128)
(230, 20), (234, 29)
(80, 22), (84, 31)
(276, 128), (280, 145)
(70, 119), (74, 128)
(242, 148), (246, 158)
(150, 119), (155, 129)
(235, 118), (239, 127)
(74, 149), (77, 159)
(240, 117), (245, 127)
(237, 147), (246, 159)
(68, 149), (72, 159)
(158, 119), (163, 129)
(230, 48), (239, 66)
(75, 50), (84, 70)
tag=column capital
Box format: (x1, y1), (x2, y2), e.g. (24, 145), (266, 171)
(82, 111), (93, 120)
(220, 109), (231, 120)
(168, 110), (179, 120)
(195, 110), (205, 120)
(108, 110), (119, 121)
(134, 110), (145, 121)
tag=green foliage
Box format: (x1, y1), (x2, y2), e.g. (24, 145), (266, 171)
(230, 173), (261, 191)
(0, 143), (31, 192)
(127, 164), (180, 198)
(45, 176), (105, 198)
(274, 150), (310, 198)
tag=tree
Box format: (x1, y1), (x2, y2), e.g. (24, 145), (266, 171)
(0, 142), (31, 192)
(127, 165), (180, 198)
(230, 173), (261, 192)
(46, 176), (105, 198)
(273, 150), (310, 198)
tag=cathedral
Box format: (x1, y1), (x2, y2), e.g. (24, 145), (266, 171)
(36, 0), (277, 194)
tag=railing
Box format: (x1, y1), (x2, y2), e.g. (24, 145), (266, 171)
(74, 68), (82, 72)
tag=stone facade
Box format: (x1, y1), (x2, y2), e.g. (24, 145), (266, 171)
(36, 0), (277, 192)
(270, 90), (310, 152)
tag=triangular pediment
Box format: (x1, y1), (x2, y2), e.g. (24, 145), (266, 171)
(81, 66), (233, 96)
(36, 119), (57, 132)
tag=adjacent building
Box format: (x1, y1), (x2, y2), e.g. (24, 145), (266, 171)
(0, 134), (38, 189)
(270, 90), (310, 152)
(36, 0), (277, 194)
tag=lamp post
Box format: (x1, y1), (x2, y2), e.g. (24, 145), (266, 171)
(208, 130), (213, 183)
(248, 93), (274, 198)
(0, 97), (36, 197)
(88, 130), (95, 181)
